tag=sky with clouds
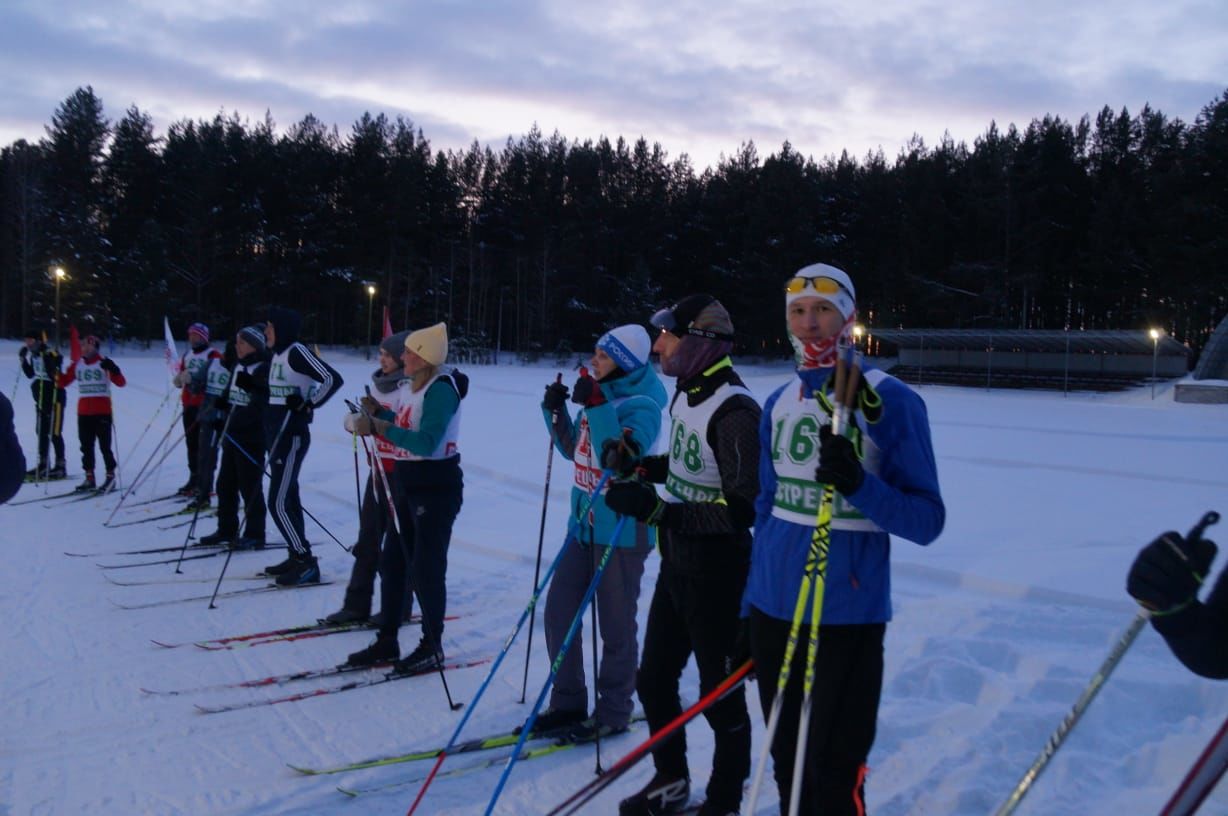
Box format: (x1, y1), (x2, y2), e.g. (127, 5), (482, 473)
(1, 0), (1225, 170)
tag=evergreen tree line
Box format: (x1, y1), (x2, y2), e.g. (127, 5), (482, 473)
(1, 85), (1226, 359)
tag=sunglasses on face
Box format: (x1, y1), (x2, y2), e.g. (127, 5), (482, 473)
(650, 303), (734, 342)
(784, 276), (846, 295)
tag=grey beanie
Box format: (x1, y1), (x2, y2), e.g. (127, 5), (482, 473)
(380, 330), (411, 357)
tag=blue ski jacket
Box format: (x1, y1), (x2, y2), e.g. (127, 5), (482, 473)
(542, 364), (668, 548)
(743, 363), (944, 625)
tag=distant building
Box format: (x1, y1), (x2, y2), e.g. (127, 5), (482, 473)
(864, 328), (1189, 393)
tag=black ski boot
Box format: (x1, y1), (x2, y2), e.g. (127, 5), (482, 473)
(274, 554), (320, 587)
(513, 706), (587, 736)
(391, 639), (444, 676)
(324, 607), (370, 625)
(48, 462), (67, 480)
(74, 473), (96, 492)
(96, 472), (116, 493)
(198, 531), (234, 547)
(345, 633), (399, 667)
(618, 773), (691, 816)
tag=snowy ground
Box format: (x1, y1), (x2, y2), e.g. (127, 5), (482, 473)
(3, 340), (1226, 816)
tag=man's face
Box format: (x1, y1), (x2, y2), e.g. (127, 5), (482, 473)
(652, 330), (680, 365)
(23, 338), (35, 350)
(82, 339), (98, 357)
(264, 323), (276, 347)
(787, 297), (843, 342)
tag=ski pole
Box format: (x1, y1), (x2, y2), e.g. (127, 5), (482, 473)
(207, 429), (272, 610)
(785, 349), (859, 816)
(483, 515), (627, 816)
(119, 389), (172, 479)
(104, 410), (185, 524)
(747, 347), (852, 816)
(352, 430), (362, 525)
(994, 510), (1220, 816)
(174, 408), (235, 574)
(547, 660), (755, 816)
(521, 372), (563, 704)
(406, 470), (615, 816)
(207, 409), (297, 608)
(1160, 713), (1228, 816)
(221, 420), (350, 553)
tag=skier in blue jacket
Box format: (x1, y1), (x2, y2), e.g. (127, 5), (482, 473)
(535, 324), (668, 739)
(744, 263), (945, 815)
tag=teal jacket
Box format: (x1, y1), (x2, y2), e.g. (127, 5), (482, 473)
(541, 365), (668, 548)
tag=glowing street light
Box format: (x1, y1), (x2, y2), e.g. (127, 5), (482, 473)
(852, 324), (865, 348)
(1149, 328), (1161, 399)
(52, 266), (67, 349)
(365, 284), (377, 359)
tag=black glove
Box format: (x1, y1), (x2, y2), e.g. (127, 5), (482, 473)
(600, 437), (641, 477)
(214, 394), (229, 412)
(99, 358), (119, 375)
(285, 394), (313, 415)
(542, 381), (570, 412)
(19, 346), (28, 359)
(814, 424), (864, 496)
(605, 480), (668, 526)
(234, 370), (254, 391)
(571, 373), (605, 407)
(1127, 531), (1218, 615)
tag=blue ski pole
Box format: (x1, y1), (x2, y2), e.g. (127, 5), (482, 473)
(483, 513), (629, 816)
(405, 470), (615, 815)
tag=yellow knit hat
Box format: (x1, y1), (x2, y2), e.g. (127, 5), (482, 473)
(404, 322), (448, 366)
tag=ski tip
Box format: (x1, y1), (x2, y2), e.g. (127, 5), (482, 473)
(150, 640), (178, 649)
(193, 703), (221, 715)
(336, 786), (359, 798)
(286, 764), (317, 776)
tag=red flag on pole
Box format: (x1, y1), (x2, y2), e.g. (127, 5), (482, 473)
(69, 325), (81, 362)
(382, 306), (393, 340)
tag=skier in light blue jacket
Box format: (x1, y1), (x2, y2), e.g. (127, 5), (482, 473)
(536, 324), (668, 739)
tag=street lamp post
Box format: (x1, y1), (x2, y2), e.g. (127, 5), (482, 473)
(52, 267), (66, 349)
(852, 324), (865, 350)
(365, 284), (377, 359)
(1149, 328), (1161, 399)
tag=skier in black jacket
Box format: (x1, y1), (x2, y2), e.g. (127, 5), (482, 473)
(199, 325), (270, 549)
(260, 307), (343, 586)
(19, 329), (67, 480)
(605, 295), (760, 816)
(1128, 516), (1226, 679)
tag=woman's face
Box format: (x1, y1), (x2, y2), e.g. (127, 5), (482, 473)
(401, 346), (429, 376)
(787, 297), (843, 342)
(235, 335), (255, 357)
(589, 347), (618, 380)
(378, 346), (400, 375)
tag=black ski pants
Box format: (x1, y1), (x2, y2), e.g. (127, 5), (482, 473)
(341, 472), (388, 616)
(750, 609), (884, 816)
(267, 429), (310, 556)
(377, 458), (463, 650)
(31, 382), (65, 467)
(637, 561), (752, 810)
(77, 413), (116, 476)
(216, 428), (265, 540)
(182, 405), (200, 482)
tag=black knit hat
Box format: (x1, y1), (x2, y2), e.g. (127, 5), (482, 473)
(650, 294), (734, 341)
